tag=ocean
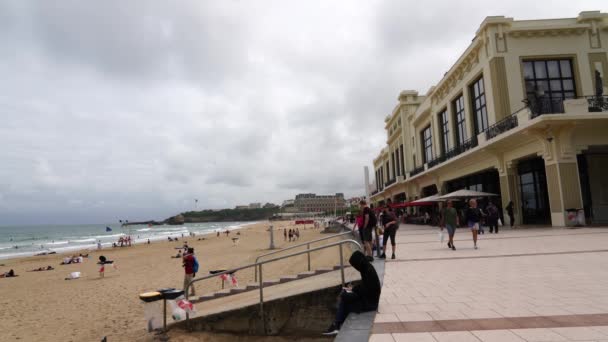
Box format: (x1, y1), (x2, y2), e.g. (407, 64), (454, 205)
(0, 221), (257, 260)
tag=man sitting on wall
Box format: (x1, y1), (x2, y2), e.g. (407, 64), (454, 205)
(322, 250), (381, 336)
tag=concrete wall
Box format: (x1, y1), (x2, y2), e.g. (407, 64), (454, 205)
(173, 285), (344, 337)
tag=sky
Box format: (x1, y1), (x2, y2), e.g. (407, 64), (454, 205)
(0, 1), (604, 225)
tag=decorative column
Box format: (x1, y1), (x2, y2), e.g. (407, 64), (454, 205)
(532, 125), (584, 227)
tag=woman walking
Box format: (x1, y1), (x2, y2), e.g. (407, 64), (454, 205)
(441, 200), (459, 250)
(465, 199), (483, 249)
(380, 208), (398, 259)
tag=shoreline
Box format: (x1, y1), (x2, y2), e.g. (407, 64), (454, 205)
(0, 221), (261, 262)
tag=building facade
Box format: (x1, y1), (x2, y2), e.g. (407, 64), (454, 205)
(294, 193), (347, 213)
(370, 11), (608, 227)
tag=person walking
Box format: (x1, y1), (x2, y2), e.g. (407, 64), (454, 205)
(506, 201), (515, 228)
(486, 201), (499, 233)
(380, 208), (398, 259)
(465, 199), (483, 249)
(359, 200), (376, 261)
(182, 247), (197, 296)
(441, 200), (459, 250)
(283, 228), (287, 241)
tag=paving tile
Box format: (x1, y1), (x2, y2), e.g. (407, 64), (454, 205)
(400, 321), (445, 333)
(428, 311), (469, 321)
(431, 331), (482, 342)
(510, 328), (568, 341)
(436, 319), (483, 332)
(392, 332), (438, 342)
(369, 334), (396, 342)
(396, 312), (434, 322)
(471, 330), (526, 342)
(591, 326), (608, 335)
(375, 314), (400, 323)
(461, 309), (503, 319)
(406, 304), (441, 313)
(550, 327), (608, 340)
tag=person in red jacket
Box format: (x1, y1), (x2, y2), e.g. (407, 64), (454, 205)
(182, 248), (196, 296)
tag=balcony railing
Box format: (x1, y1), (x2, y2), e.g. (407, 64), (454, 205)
(528, 97), (566, 118)
(409, 165), (425, 177)
(371, 190), (378, 196)
(427, 156), (444, 168)
(485, 113), (519, 140)
(384, 178), (396, 187)
(587, 95), (608, 112)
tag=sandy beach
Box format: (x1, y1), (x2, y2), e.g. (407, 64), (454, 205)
(0, 221), (349, 342)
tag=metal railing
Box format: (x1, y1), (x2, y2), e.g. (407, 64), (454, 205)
(409, 165), (425, 177)
(587, 95), (608, 112)
(384, 178), (396, 187)
(254, 230), (355, 281)
(485, 113), (519, 140)
(184, 239), (362, 330)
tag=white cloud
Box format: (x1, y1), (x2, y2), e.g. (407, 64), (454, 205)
(0, 0), (604, 224)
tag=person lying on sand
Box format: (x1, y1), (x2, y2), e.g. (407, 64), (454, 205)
(29, 266), (54, 272)
(171, 251), (183, 258)
(0, 269), (17, 278)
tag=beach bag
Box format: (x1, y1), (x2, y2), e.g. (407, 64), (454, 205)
(192, 257), (199, 274)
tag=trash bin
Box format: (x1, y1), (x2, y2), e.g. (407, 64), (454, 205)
(576, 209), (586, 226)
(139, 291), (163, 332)
(139, 288), (185, 332)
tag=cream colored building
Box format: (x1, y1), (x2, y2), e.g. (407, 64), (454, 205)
(370, 11), (608, 227)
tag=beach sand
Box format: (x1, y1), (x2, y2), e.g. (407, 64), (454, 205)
(0, 221), (350, 342)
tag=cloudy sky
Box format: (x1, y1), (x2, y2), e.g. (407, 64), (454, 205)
(0, 1), (603, 224)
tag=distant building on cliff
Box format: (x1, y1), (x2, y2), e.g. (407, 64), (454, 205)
(294, 193), (347, 213)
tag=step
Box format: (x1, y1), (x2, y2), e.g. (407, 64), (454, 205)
(262, 279), (280, 287)
(296, 271), (317, 279)
(213, 289), (233, 298)
(279, 275), (299, 283)
(229, 288), (247, 295)
(245, 283), (260, 291)
(314, 267), (334, 275)
(192, 294), (215, 303)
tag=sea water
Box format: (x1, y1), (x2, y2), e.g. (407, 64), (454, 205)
(0, 221), (257, 260)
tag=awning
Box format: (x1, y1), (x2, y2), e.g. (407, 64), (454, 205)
(411, 194), (442, 203)
(438, 189), (499, 200)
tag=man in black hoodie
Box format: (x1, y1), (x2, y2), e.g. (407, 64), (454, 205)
(323, 250), (381, 336)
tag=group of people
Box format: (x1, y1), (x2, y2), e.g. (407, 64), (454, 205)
(354, 200), (399, 261)
(283, 228), (300, 242)
(440, 199), (513, 250)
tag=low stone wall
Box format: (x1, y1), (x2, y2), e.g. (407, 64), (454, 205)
(172, 284), (345, 337)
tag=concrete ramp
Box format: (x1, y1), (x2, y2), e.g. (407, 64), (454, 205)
(170, 268), (361, 338)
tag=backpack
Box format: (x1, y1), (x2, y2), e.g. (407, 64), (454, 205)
(192, 256), (199, 274)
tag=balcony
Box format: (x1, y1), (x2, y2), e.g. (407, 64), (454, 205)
(528, 97), (566, 118)
(409, 165), (425, 177)
(371, 190), (378, 196)
(384, 178), (396, 187)
(485, 113), (519, 140)
(587, 95), (608, 112)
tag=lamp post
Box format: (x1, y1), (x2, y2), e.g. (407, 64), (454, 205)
(268, 224), (275, 250)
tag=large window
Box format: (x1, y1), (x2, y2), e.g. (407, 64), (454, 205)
(523, 59), (576, 114)
(395, 149), (400, 176)
(391, 153), (396, 179)
(421, 125), (433, 163)
(399, 145), (405, 177)
(453, 95), (467, 146)
(438, 109), (450, 155)
(470, 76), (488, 134)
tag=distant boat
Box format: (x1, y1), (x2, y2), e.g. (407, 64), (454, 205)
(106, 227), (112, 232)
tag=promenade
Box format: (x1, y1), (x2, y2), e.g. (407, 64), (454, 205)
(369, 225), (608, 342)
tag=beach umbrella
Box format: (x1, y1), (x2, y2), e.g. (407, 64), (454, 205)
(437, 189), (499, 200)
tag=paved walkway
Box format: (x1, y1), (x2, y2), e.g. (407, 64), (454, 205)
(369, 225), (608, 342)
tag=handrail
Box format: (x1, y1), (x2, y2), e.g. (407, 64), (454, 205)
(184, 239), (362, 330)
(254, 229), (355, 281)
